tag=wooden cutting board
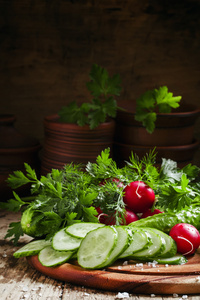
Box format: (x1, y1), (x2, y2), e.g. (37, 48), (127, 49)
(28, 251), (200, 295)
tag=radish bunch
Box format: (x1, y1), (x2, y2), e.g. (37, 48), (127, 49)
(97, 180), (162, 225)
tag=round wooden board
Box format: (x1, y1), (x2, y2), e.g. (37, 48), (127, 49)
(28, 252), (200, 295)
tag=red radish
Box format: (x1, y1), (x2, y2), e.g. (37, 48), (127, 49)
(121, 208), (139, 225)
(141, 208), (163, 218)
(123, 181), (155, 213)
(95, 207), (138, 225)
(170, 223), (200, 256)
(95, 207), (115, 225)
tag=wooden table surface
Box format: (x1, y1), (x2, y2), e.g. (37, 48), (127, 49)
(1, 210), (200, 300)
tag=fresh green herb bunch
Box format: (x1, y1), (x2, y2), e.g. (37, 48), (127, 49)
(58, 64), (122, 129)
(134, 86), (182, 133)
(1, 148), (200, 245)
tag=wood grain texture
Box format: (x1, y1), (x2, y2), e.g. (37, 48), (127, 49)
(0, 1), (200, 167)
(27, 252), (200, 295)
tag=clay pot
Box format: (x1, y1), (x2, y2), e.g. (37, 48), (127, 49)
(41, 114), (115, 174)
(0, 114), (41, 200)
(114, 103), (200, 167)
(114, 140), (200, 168)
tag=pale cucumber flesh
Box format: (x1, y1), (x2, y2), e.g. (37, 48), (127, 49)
(77, 226), (118, 269)
(65, 222), (105, 238)
(119, 228), (151, 259)
(130, 228), (165, 259)
(38, 245), (73, 267)
(149, 228), (177, 258)
(100, 226), (130, 268)
(13, 239), (52, 258)
(155, 254), (188, 265)
(52, 228), (81, 251)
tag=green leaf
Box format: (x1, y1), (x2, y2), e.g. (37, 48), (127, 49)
(86, 64), (109, 97)
(0, 192), (26, 212)
(7, 170), (31, 189)
(106, 74), (122, 96)
(142, 112), (157, 133)
(103, 97), (117, 117)
(182, 164), (200, 180)
(24, 163), (38, 181)
(5, 222), (24, 246)
(180, 173), (190, 191)
(82, 206), (99, 222)
(135, 86), (182, 133)
(88, 108), (106, 129)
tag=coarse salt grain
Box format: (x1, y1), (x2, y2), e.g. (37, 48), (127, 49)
(173, 293), (179, 298)
(182, 295), (188, 299)
(116, 291), (130, 298)
(136, 263), (143, 267)
(196, 276), (200, 282)
(151, 294), (155, 297)
(23, 294), (30, 299)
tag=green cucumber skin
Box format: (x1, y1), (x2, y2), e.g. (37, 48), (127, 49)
(130, 206), (200, 233)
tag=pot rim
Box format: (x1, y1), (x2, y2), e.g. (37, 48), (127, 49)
(44, 114), (115, 129)
(114, 139), (200, 150)
(118, 103), (200, 117)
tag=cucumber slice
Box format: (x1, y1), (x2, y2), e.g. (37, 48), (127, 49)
(100, 226), (130, 268)
(131, 228), (165, 259)
(155, 254), (188, 265)
(38, 245), (73, 267)
(13, 239), (51, 258)
(119, 227), (151, 259)
(52, 228), (81, 251)
(149, 228), (177, 258)
(65, 222), (105, 239)
(77, 226), (118, 269)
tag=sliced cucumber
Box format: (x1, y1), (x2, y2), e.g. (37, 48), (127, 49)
(130, 228), (165, 259)
(150, 228), (177, 258)
(155, 254), (188, 265)
(13, 239), (52, 258)
(119, 227), (151, 259)
(38, 245), (73, 267)
(65, 222), (105, 239)
(100, 226), (130, 268)
(52, 228), (81, 251)
(77, 226), (118, 269)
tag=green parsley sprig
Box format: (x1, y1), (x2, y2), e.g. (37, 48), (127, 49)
(134, 86), (182, 133)
(58, 64), (122, 129)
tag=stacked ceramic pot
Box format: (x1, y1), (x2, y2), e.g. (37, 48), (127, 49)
(113, 103), (200, 168)
(0, 114), (41, 200)
(41, 114), (115, 174)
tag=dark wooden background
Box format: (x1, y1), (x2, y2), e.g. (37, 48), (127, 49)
(1, 0), (200, 163)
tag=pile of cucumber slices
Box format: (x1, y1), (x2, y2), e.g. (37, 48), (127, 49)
(13, 223), (188, 269)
